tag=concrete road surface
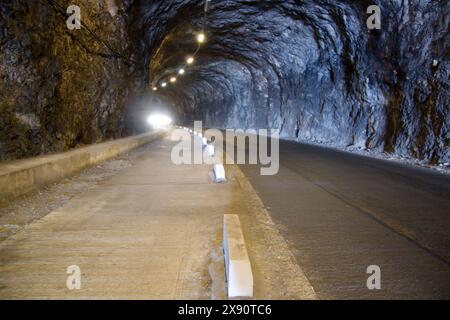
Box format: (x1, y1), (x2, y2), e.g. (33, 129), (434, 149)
(239, 140), (450, 299)
(0, 137), (227, 299)
(0, 134), (316, 299)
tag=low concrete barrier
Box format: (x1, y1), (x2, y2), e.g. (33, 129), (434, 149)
(213, 163), (226, 182)
(0, 131), (166, 201)
(207, 145), (215, 157)
(223, 214), (254, 298)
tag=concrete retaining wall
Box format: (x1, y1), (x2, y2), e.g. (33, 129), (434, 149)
(0, 131), (165, 201)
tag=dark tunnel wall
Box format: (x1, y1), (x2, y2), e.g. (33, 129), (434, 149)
(0, 0), (449, 165)
(144, 0), (449, 164)
(0, 0), (145, 160)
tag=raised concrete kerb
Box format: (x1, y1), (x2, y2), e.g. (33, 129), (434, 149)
(223, 214), (254, 298)
(213, 163), (226, 183)
(0, 131), (166, 201)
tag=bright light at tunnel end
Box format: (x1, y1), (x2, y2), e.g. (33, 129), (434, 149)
(147, 114), (172, 128)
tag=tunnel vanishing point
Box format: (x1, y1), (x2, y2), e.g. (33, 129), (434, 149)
(0, 0), (449, 301)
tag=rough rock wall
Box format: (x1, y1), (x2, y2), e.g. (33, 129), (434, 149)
(145, 0), (449, 164)
(0, 0), (145, 160)
(1, 0), (448, 165)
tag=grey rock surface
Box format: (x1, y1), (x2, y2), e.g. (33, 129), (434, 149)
(1, 0), (448, 165)
(143, 0), (449, 164)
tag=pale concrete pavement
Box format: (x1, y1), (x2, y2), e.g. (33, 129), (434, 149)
(0, 134), (315, 299)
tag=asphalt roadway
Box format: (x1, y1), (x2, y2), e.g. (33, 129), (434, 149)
(238, 139), (450, 299)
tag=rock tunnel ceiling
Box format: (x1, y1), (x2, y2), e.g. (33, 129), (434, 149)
(0, 0), (448, 165)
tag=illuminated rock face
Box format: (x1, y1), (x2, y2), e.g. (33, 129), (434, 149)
(0, 1), (144, 160)
(141, 0), (449, 164)
(1, 1), (448, 164)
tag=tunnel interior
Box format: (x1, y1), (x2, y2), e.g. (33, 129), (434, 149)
(0, 0), (448, 165)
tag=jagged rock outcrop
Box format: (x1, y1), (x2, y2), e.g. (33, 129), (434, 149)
(1, 0), (448, 165)
(0, 0), (144, 160)
(143, 0), (449, 164)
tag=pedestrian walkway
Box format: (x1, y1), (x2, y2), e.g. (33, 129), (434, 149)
(0, 136), (233, 299)
(0, 134), (316, 299)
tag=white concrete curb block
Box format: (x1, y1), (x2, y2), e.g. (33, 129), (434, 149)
(207, 145), (215, 156)
(213, 163), (226, 182)
(223, 214), (253, 298)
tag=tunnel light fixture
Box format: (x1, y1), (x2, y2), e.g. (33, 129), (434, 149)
(147, 114), (172, 128)
(152, 1), (212, 91)
(197, 33), (206, 43)
(152, 87), (158, 91)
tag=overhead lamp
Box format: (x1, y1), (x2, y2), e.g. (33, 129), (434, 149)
(187, 57), (194, 64)
(197, 33), (206, 43)
(178, 68), (185, 75)
(170, 77), (177, 83)
(161, 82), (167, 87)
(152, 87), (157, 91)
